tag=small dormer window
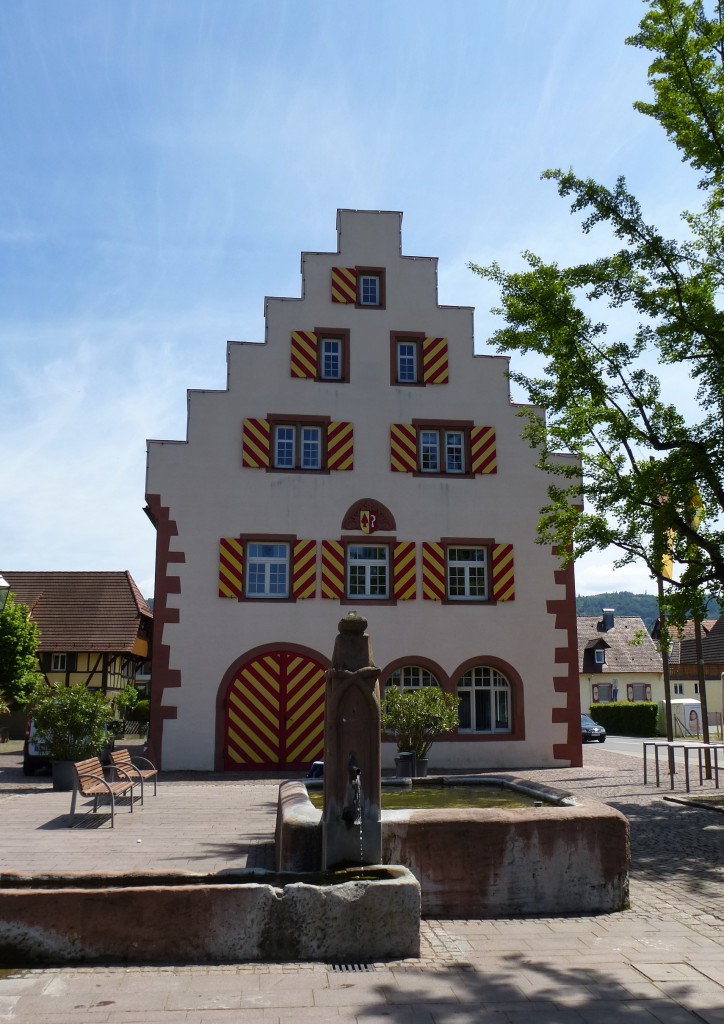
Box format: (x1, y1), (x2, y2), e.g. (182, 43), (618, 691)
(594, 649), (605, 665)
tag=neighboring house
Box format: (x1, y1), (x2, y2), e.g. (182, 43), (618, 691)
(579, 609), (663, 712)
(4, 571), (152, 698)
(145, 209), (582, 773)
(668, 617), (724, 727)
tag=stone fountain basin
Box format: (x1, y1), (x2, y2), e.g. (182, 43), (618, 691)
(277, 776), (630, 918)
(0, 866), (420, 966)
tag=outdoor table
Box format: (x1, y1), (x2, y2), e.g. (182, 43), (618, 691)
(643, 740), (724, 791)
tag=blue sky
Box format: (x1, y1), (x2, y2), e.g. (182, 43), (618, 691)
(1, 0), (701, 599)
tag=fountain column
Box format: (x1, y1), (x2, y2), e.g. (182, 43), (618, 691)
(322, 612), (382, 869)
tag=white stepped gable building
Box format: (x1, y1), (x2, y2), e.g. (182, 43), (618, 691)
(145, 209), (582, 772)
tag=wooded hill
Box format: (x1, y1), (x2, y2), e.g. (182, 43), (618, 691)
(576, 592), (720, 633)
(576, 592), (659, 628)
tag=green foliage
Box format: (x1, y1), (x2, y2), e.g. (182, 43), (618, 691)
(590, 701), (659, 737)
(27, 681), (113, 762)
(0, 594), (43, 709)
(629, 0), (724, 190)
(380, 686), (460, 760)
(576, 591), (661, 629)
(470, 0), (724, 632)
(0, 691), (9, 717)
(114, 684), (139, 719)
(134, 699), (150, 725)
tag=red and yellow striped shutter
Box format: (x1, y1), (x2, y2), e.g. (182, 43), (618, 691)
(492, 544), (515, 601)
(290, 331), (318, 379)
(332, 267), (357, 303)
(327, 422), (354, 471)
(219, 538), (244, 599)
(422, 542), (446, 601)
(393, 542), (416, 600)
(242, 419), (271, 468)
(422, 337), (449, 384)
(390, 424), (417, 472)
(292, 540), (317, 599)
(321, 541), (345, 599)
(470, 426), (497, 475)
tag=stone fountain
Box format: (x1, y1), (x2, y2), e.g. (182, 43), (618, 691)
(322, 611), (382, 869)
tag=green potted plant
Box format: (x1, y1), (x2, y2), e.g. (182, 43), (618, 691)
(25, 681), (113, 790)
(381, 686), (460, 776)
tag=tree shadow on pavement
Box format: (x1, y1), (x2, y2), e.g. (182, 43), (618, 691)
(356, 953), (715, 1023)
(609, 796), (724, 890)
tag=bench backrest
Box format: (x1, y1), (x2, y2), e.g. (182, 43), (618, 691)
(73, 757), (105, 794)
(111, 749), (133, 769)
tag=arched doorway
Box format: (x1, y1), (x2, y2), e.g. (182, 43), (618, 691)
(222, 649), (327, 771)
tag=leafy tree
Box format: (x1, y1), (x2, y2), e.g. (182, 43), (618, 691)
(471, 0), (724, 628)
(0, 594), (43, 708)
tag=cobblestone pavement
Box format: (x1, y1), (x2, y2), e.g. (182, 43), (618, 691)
(1, 743), (723, 1022)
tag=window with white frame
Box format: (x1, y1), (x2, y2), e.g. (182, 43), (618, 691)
(397, 341), (418, 383)
(630, 683), (649, 701)
(694, 683), (700, 695)
(673, 683), (684, 695)
(447, 547), (487, 600)
(457, 666), (511, 733)
(594, 649), (606, 665)
(273, 424), (323, 470)
(346, 545), (389, 600)
(51, 653), (67, 672)
(359, 272), (382, 306)
(419, 428), (465, 474)
(246, 543), (290, 598)
(320, 338), (343, 380)
(314, 328), (349, 382)
(386, 665), (440, 691)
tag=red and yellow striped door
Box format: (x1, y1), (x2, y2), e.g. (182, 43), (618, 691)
(223, 651), (326, 771)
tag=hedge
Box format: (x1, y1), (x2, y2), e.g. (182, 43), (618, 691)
(589, 701), (658, 737)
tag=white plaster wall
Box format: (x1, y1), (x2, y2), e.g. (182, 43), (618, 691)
(147, 210), (580, 771)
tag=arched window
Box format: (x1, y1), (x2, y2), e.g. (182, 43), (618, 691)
(456, 666), (511, 733)
(386, 665), (440, 691)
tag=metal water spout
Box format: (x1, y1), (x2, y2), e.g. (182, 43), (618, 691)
(342, 755), (362, 827)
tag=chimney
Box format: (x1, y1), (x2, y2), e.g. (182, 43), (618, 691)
(601, 608), (615, 631)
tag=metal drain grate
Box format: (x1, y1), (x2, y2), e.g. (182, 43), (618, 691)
(330, 962), (374, 972)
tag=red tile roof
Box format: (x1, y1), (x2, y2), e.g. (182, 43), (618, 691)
(4, 572), (152, 653)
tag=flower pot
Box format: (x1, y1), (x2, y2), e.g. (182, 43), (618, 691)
(395, 753), (414, 778)
(51, 761), (76, 792)
(414, 758), (429, 778)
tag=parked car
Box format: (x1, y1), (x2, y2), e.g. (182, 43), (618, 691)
(22, 718), (115, 776)
(581, 714), (606, 743)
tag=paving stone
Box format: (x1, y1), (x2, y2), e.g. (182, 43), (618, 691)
(1, 745), (724, 1022)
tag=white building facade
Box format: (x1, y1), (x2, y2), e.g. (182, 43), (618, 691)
(146, 210), (582, 772)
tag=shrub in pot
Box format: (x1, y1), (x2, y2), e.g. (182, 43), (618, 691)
(381, 686), (460, 776)
(26, 681), (113, 790)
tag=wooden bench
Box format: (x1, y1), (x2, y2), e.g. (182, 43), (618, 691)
(69, 756), (136, 828)
(111, 748), (158, 803)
